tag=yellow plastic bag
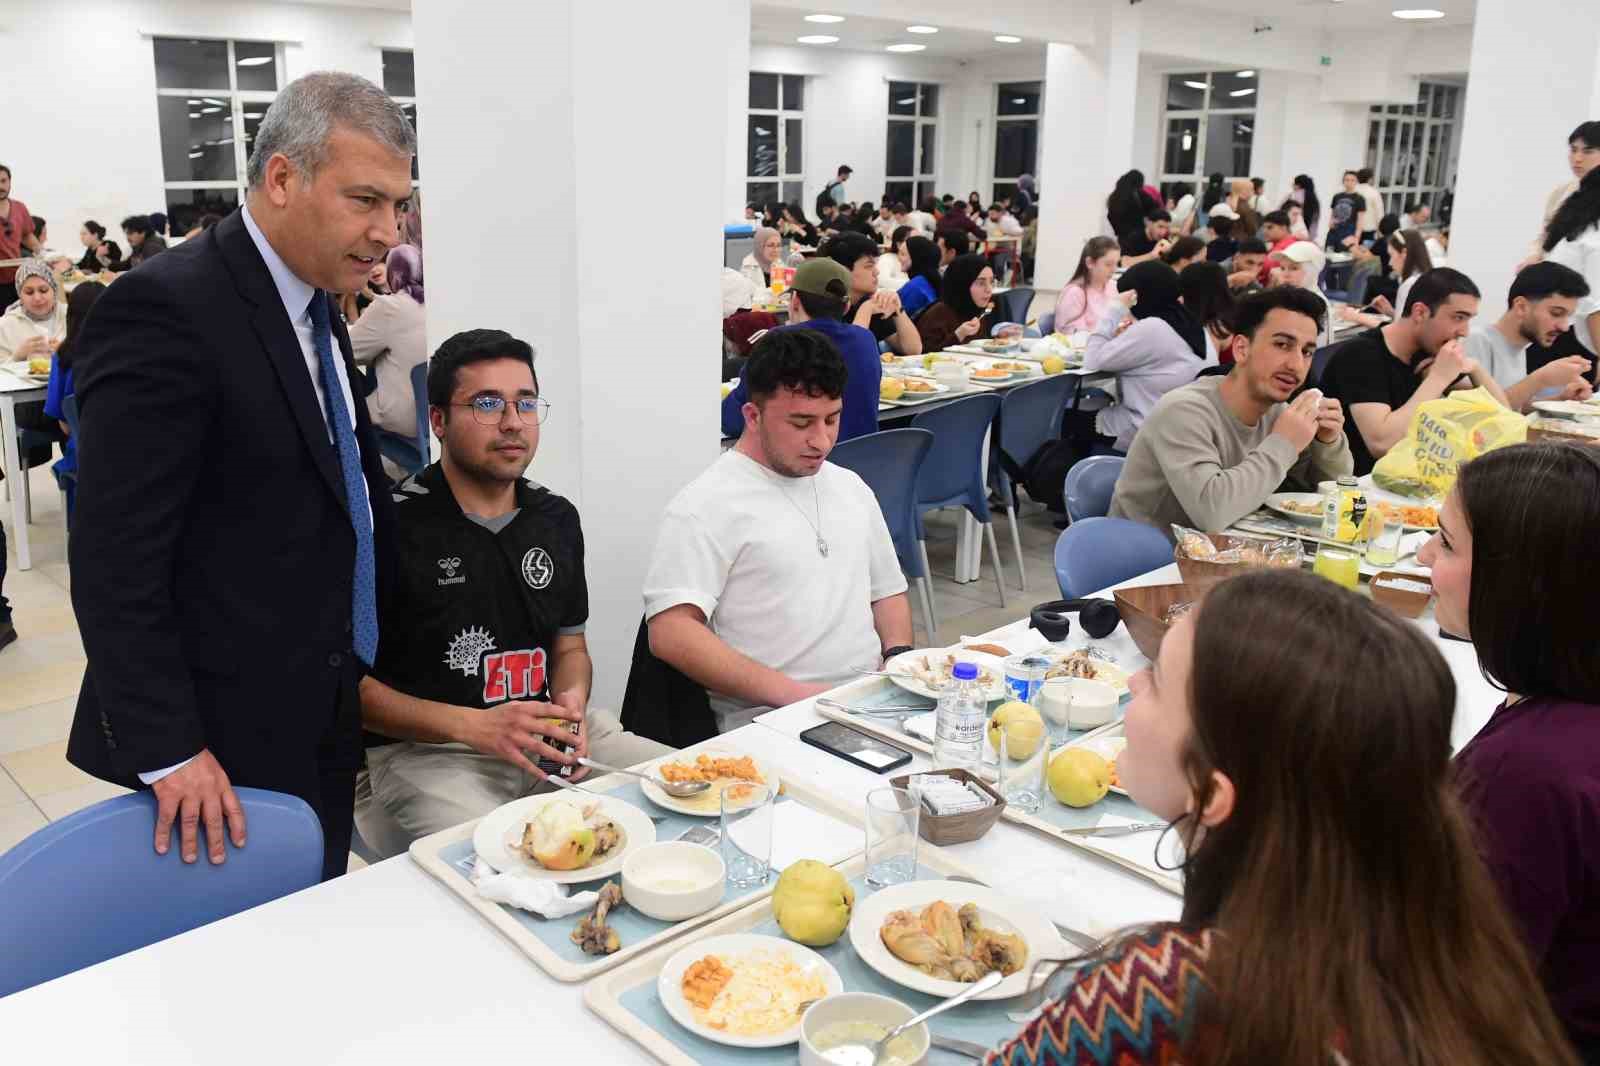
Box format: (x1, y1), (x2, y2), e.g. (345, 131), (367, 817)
(1371, 387), (1526, 499)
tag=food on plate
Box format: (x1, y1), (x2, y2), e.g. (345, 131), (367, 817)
(660, 753), (766, 786)
(570, 880), (625, 955)
(681, 951), (831, 1035)
(879, 901), (1028, 982)
(1277, 497), (1322, 517)
(1048, 748), (1111, 807)
(962, 642), (1011, 658)
(812, 1021), (919, 1066)
(1043, 648), (1121, 685)
(977, 339), (1016, 353)
(901, 378), (936, 393)
(971, 367), (1011, 380)
(986, 701), (1045, 759)
(880, 353), (897, 364)
(773, 859), (855, 947)
(988, 360), (1030, 372)
(921, 353), (956, 370)
(1040, 355), (1067, 375)
(28, 357), (52, 375)
(1376, 501), (1438, 528)
(906, 653), (997, 691)
(517, 799), (623, 870)
(879, 378), (906, 401)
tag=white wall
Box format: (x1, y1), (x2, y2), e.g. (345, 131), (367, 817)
(2, 0), (411, 245)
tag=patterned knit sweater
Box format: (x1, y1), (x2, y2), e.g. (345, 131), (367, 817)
(984, 926), (1214, 1066)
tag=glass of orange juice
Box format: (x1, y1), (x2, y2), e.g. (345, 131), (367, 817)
(1312, 546), (1361, 590)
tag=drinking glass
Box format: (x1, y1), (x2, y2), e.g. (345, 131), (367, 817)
(1365, 509), (1404, 567)
(1312, 545), (1362, 590)
(997, 722), (1048, 813)
(864, 787), (920, 889)
(720, 783), (775, 891)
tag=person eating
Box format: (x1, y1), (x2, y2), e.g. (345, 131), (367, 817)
(1417, 442), (1600, 1056)
(984, 569), (1579, 1066)
(1053, 237), (1120, 334)
(914, 253), (995, 352)
(0, 259), (66, 363)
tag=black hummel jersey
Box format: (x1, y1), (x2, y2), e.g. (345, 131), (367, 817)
(371, 463), (587, 771)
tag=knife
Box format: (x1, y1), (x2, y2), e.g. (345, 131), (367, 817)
(930, 1033), (991, 1060)
(1058, 821), (1166, 838)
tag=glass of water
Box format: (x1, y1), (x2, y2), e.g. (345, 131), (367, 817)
(997, 721), (1048, 813)
(864, 787), (920, 889)
(721, 783), (775, 891)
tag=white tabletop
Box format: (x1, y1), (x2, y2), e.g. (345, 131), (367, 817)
(0, 563), (1500, 1059)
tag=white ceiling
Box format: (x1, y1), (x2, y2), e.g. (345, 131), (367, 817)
(1157, 0), (1474, 32)
(749, 6), (1044, 60)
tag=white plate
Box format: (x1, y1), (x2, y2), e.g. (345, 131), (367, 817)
(847, 880), (1065, 1001)
(1264, 492), (1324, 525)
(637, 749), (783, 818)
(884, 647), (1009, 702)
(1532, 399), (1600, 421)
(1035, 648), (1131, 698)
(472, 791), (657, 883)
(658, 933), (843, 1048)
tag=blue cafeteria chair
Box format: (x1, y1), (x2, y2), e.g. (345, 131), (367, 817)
(1038, 310), (1056, 336)
(910, 394), (1008, 607)
(992, 286), (1034, 326)
(827, 428), (938, 640)
(1063, 455), (1125, 522)
(375, 361), (430, 480)
(1053, 517), (1174, 599)
(993, 374), (1078, 590)
(0, 787), (324, 998)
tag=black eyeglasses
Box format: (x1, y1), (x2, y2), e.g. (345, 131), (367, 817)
(451, 395), (550, 426)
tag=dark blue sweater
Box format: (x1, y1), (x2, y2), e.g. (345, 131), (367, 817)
(721, 318), (882, 442)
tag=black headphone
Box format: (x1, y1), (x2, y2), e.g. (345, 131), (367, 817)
(1030, 598), (1122, 641)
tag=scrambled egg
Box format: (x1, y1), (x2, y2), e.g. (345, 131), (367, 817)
(684, 951), (830, 1036)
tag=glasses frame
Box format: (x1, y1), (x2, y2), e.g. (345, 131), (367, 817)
(448, 395), (551, 427)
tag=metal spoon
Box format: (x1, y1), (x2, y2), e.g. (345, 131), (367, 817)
(816, 697), (931, 717)
(575, 757), (710, 799)
(825, 970), (1004, 1066)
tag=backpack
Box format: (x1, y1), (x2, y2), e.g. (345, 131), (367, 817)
(999, 437), (1084, 514)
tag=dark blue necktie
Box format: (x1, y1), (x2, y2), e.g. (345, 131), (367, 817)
(308, 291), (378, 666)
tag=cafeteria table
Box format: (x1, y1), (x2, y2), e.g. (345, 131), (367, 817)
(0, 561), (1497, 1061)
(0, 369), (48, 570)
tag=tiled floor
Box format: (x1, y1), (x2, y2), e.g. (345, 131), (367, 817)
(0, 441), (1071, 860)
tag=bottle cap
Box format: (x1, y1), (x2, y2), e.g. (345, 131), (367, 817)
(951, 662), (979, 681)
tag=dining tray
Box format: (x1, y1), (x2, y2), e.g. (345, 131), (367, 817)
(584, 851), (1060, 1066)
(408, 747), (862, 982)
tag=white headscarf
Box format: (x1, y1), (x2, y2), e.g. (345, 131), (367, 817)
(12, 259), (60, 322)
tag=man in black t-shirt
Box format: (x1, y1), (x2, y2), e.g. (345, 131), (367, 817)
(1119, 209), (1173, 266)
(353, 329), (670, 859)
(821, 231), (922, 354)
(1319, 268), (1509, 475)
(1327, 171), (1364, 251)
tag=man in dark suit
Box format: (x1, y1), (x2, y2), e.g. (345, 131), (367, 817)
(66, 71), (417, 879)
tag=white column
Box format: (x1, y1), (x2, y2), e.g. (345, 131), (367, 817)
(1033, 4), (1143, 292)
(724, 0), (753, 222)
(1449, 0), (1600, 314)
(412, 0), (725, 709)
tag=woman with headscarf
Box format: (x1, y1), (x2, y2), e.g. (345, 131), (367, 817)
(915, 253), (996, 352)
(896, 235), (943, 319)
(0, 259), (66, 362)
(740, 226), (782, 290)
(351, 246), (429, 471)
(1081, 261), (1208, 452)
(1268, 240), (1335, 347)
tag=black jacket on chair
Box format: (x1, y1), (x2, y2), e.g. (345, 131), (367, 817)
(65, 209), (395, 874)
(620, 618), (716, 748)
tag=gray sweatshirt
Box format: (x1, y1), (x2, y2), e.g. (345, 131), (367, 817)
(1109, 376), (1354, 536)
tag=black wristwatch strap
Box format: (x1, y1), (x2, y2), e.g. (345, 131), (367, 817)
(881, 644), (914, 659)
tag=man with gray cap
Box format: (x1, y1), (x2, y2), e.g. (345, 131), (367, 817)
(66, 71), (416, 879)
(720, 256), (883, 441)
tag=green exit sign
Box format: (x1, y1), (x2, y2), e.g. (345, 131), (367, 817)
(1320, 55), (1332, 66)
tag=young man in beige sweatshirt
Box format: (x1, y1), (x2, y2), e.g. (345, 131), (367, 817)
(1110, 287), (1353, 537)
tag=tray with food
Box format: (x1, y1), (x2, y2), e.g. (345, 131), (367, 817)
(878, 377), (952, 406)
(584, 851), (1069, 1066)
(408, 745), (859, 982)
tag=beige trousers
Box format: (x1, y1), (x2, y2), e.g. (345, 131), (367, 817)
(353, 708), (673, 861)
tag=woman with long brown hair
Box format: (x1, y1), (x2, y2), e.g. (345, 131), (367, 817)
(985, 569), (1578, 1066)
(1419, 442), (1600, 1058)
(1053, 236), (1120, 333)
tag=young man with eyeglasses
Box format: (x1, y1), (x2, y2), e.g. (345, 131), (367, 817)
(0, 164), (43, 287)
(353, 328), (669, 858)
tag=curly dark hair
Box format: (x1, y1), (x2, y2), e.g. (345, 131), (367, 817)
(744, 328), (847, 404)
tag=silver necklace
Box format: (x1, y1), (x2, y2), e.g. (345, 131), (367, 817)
(776, 477), (828, 557)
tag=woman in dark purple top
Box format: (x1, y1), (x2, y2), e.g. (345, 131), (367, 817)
(1420, 442), (1600, 1061)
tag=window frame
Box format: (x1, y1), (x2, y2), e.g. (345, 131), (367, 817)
(1156, 71), (1258, 206)
(1365, 81), (1461, 217)
(990, 81), (1043, 204)
(746, 72), (805, 210)
(381, 48), (421, 186)
(884, 81), (940, 209)
(154, 38), (285, 211)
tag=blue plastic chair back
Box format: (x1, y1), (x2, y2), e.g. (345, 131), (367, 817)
(910, 393), (1001, 523)
(1308, 336), (1358, 389)
(0, 787), (323, 997)
(1038, 310), (1056, 336)
(1053, 517), (1174, 598)
(993, 287), (1034, 325)
(1063, 455), (1125, 522)
(827, 428), (934, 577)
(997, 374), (1075, 473)
(375, 361), (430, 477)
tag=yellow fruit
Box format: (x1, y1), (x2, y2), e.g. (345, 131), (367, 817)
(527, 802), (598, 869)
(1041, 355), (1066, 375)
(987, 701), (1045, 759)
(772, 859), (855, 947)
(721, 384), (732, 399)
(1048, 748), (1111, 807)
(880, 378), (907, 401)
(922, 354), (938, 370)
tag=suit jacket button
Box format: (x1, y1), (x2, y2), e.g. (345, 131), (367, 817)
(328, 652), (344, 668)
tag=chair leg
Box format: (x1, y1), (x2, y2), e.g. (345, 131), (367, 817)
(22, 466), (32, 525)
(983, 522), (1007, 609)
(59, 488), (69, 537)
(918, 540), (938, 624)
(915, 577), (937, 643)
(1004, 501), (1027, 591)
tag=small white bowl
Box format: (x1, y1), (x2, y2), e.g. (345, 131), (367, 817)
(620, 841), (724, 921)
(1038, 676), (1119, 730)
(800, 993), (930, 1066)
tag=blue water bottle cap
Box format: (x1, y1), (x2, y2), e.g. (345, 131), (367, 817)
(951, 661), (979, 681)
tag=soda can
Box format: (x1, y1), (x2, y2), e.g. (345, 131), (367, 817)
(1003, 655), (1050, 705)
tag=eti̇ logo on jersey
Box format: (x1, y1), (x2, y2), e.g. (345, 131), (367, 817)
(437, 556), (466, 587)
(482, 648), (548, 703)
(521, 547), (554, 590)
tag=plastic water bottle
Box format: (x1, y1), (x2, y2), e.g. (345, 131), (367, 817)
(933, 662), (986, 773)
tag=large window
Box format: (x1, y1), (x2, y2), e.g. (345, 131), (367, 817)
(154, 37), (283, 234)
(747, 73), (804, 210)
(1366, 82), (1460, 218)
(885, 82), (938, 210)
(991, 82), (1041, 204)
(381, 49), (420, 183)
(1157, 71), (1257, 205)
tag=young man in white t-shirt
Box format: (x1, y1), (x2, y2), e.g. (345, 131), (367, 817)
(1462, 261), (1594, 412)
(644, 330), (913, 732)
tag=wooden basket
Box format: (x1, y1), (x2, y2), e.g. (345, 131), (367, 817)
(889, 768), (1006, 846)
(1370, 571), (1433, 619)
(1174, 532), (1295, 594)
(1111, 582), (1198, 661)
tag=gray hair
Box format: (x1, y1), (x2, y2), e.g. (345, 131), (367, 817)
(246, 71), (416, 188)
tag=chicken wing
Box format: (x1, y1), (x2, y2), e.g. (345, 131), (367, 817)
(880, 909), (957, 979)
(920, 900), (966, 959)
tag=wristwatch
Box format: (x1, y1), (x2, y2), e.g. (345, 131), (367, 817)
(881, 644), (914, 660)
